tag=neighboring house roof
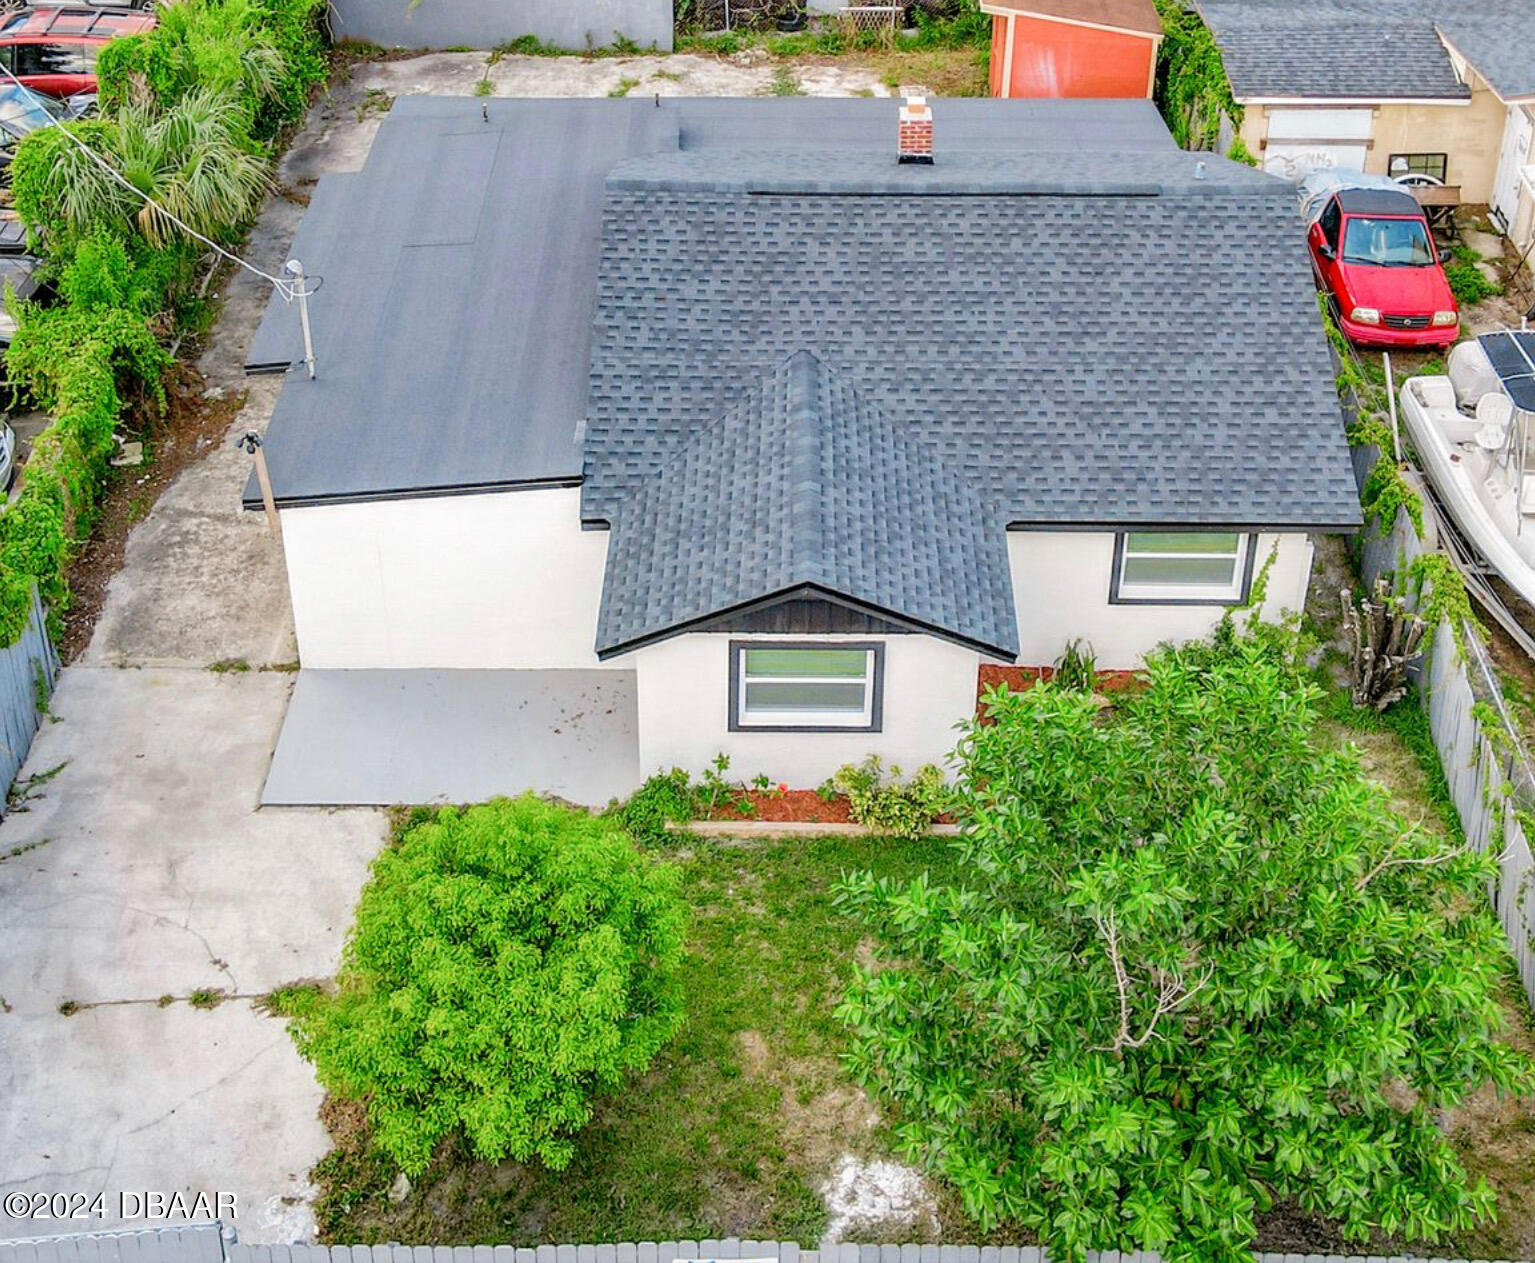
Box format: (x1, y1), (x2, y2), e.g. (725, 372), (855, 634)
(1195, 0), (1535, 102)
(595, 351), (1019, 661)
(244, 96), (1175, 509)
(977, 0), (1162, 38)
(583, 145), (1359, 533)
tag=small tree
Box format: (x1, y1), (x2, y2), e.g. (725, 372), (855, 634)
(287, 795), (686, 1175)
(837, 630), (1532, 1263)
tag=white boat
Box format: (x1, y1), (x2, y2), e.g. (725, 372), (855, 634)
(1398, 330), (1535, 608)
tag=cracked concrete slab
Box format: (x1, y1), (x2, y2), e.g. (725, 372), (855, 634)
(0, 666), (385, 1242)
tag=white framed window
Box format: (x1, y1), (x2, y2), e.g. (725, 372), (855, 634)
(1112, 532), (1254, 604)
(729, 641), (883, 732)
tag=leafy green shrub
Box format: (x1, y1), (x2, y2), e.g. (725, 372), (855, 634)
(96, 0), (325, 137)
(0, 233), (171, 637)
(827, 756), (949, 840)
(1445, 260), (1502, 307)
(838, 628), (1533, 1263)
(0, 0), (329, 649)
(1226, 136), (1258, 167)
(15, 86), (270, 249)
(1052, 638), (1097, 691)
(608, 767), (696, 844)
(1152, 0), (1241, 150)
(286, 795), (687, 1175)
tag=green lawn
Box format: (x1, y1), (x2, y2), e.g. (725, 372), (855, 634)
(311, 833), (970, 1246)
(309, 692), (1535, 1255)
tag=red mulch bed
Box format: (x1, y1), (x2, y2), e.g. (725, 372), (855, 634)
(977, 664), (1146, 708)
(706, 789), (855, 824)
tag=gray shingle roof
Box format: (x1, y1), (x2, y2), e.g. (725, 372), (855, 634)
(583, 150), (1361, 534)
(1195, 0), (1535, 101)
(595, 350), (1019, 660)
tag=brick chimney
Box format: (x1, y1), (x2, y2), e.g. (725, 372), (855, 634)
(898, 95), (933, 165)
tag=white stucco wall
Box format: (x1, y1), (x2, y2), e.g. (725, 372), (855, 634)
(1007, 531), (1314, 669)
(633, 632), (984, 785)
(279, 487), (616, 669)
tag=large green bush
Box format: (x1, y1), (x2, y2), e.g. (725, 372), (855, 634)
(286, 796), (687, 1175)
(0, 0), (329, 646)
(95, 0), (325, 136)
(1152, 0), (1241, 150)
(0, 234), (171, 638)
(837, 628), (1533, 1263)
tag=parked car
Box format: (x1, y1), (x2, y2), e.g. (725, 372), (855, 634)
(1304, 184), (1459, 349)
(0, 421), (16, 492)
(0, 6), (155, 99)
(0, 81), (90, 175)
(0, 252), (50, 424)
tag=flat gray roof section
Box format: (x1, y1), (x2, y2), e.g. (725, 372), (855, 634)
(243, 98), (679, 508)
(261, 669), (639, 808)
(243, 96), (1182, 508)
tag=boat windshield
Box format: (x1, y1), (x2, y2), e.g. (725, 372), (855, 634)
(1342, 215), (1436, 266)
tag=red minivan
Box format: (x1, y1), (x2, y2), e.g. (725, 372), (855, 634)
(0, 7), (155, 99)
(1306, 186), (1459, 349)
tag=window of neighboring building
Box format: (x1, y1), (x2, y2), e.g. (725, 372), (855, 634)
(1112, 532), (1254, 604)
(1388, 152), (1449, 183)
(729, 641), (883, 731)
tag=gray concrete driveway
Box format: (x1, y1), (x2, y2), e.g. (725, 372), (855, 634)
(0, 669), (381, 1243)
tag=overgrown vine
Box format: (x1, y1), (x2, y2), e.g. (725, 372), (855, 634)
(1151, 0), (1242, 151)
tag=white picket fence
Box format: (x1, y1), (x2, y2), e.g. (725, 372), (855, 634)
(1357, 494), (1535, 1008)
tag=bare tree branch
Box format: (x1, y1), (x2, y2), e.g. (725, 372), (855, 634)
(1091, 911), (1214, 1055)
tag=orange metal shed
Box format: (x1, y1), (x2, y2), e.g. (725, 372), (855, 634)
(979, 0), (1163, 99)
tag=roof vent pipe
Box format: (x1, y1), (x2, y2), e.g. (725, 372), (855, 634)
(1195, 160), (1207, 180)
(898, 95), (933, 165)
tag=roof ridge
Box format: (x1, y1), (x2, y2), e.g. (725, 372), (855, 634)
(784, 350), (829, 584)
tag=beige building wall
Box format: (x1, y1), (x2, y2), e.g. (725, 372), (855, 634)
(1237, 84), (1505, 201)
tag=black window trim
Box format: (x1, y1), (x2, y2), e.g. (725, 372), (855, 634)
(1387, 151), (1449, 183)
(1108, 532), (1259, 607)
(727, 639), (885, 734)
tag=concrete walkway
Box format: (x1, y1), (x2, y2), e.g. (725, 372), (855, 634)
(264, 669), (639, 807)
(0, 50), (395, 1246)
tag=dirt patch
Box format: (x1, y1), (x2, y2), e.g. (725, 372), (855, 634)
(55, 365), (246, 663)
(738, 1029), (878, 1168)
(792, 47), (989, 97)
(1446, 987), (1535, 1261)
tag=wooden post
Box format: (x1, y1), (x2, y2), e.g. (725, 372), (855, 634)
(238, 431), (279, 534)
(253, 443), (279, 534)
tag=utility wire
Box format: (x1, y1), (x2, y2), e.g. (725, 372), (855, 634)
(0, 64), (302, 301)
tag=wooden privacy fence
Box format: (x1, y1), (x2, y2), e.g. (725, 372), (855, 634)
(1356, 484), (1535, 1008)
